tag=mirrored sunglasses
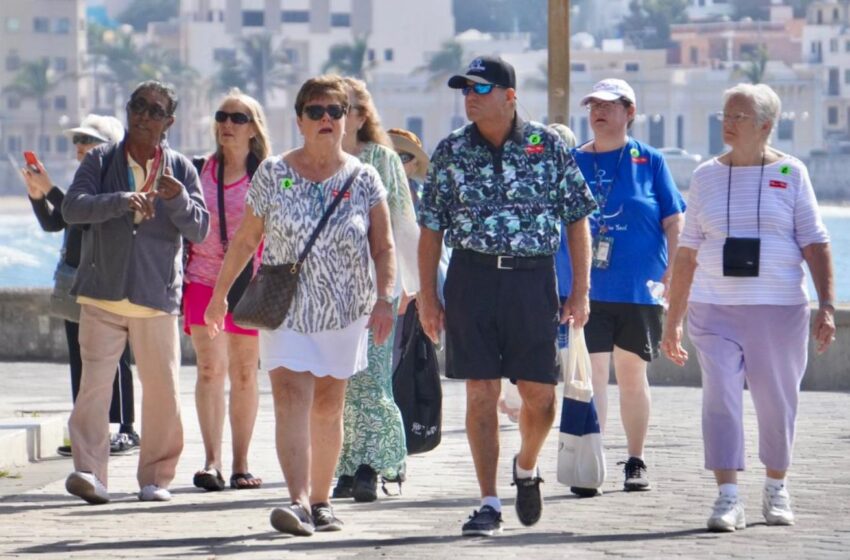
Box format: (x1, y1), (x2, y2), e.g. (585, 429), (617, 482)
(398, 152), (415, 164)
(461, 83), (500, 96)
(127, 97), (169, 121)
(302, 104), (347, 121)
(72, 134), (103, 146)
(215, 111), (252, 125)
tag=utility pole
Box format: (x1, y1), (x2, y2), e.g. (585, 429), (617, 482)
(548, 0), (570, 124)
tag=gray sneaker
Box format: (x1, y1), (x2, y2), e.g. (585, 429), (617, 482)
(110, 432), (140, 456)
(311, 502), (343, 532)
(270, 504), (315, 536)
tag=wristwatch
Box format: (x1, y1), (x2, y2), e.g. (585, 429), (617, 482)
(376, 295), (394, 305)
(819, 301), (835, 313)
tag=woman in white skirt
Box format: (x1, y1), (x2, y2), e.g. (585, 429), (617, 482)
(206, 74), (396, 536)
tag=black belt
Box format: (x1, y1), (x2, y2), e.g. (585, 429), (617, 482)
(452, 249), (553, 270)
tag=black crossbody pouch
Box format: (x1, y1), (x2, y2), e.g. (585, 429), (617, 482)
(722, 237), (760, 277)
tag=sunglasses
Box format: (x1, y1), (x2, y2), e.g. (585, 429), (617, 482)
(461, 83), (502, 96)
(302, 104), (347, 121)
(215, 111), (252, 125)
(72, 134), (103, 146)
(127, 97), (170, 121)
(398, 152), (415, 164)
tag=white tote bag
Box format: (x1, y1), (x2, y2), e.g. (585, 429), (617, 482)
(556, 325), (606, 489)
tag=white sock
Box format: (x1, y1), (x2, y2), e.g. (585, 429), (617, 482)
(718, 483), (738, 497)
(765, 476), (786, 490)
(515, 462), (538, 479)
(481, 496), (501, 512)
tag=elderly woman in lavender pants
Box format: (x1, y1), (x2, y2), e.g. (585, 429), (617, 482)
(661, 83), (836, 533)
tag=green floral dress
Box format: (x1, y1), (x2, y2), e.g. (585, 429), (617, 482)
(336, 142), (419, 482)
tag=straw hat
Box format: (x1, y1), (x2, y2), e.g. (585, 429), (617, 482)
(388, 128), (429, 181)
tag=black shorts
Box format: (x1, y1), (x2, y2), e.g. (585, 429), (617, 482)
(584, 301), (663, 362)
(443, 250), (560, 385)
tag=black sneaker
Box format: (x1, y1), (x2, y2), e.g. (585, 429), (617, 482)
(352, 464), (378, 503)
(332, 475), (354, 499)
(57, 445), (72, 457)
(311, 502), (343, 532)
(110, 432), (140, 456)
(512, 456), (544, 526)
(461, 505), (503, 536)
(270, 503), (315, 536)
(570, 486), (602, 498)
(620, 457), (651, 492)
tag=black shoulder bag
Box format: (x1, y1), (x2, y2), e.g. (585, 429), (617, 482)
(232, 167), (361, 330)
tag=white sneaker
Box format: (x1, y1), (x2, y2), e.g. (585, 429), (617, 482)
(707, 494), (746, 532)
(65, 471), (110, 504)
(763, 485), (795, 526)
(138, 484), (172, 502)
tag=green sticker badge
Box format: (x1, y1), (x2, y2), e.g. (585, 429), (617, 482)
(528, 133), (542, 145)
(780, 165), (791, 175)
(280, 177), (294, 190)
(630, 148), (640, 158)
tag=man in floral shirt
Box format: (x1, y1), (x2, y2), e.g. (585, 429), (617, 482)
(418, 55), (596, 537)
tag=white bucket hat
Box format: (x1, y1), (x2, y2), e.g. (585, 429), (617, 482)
(64, 114), (125, 144)
(580, 79), (636, 106)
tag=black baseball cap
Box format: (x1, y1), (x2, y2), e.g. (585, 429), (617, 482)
(448, 55), (516, 90)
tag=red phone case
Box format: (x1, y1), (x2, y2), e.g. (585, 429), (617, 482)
(23, 151), (38, 171)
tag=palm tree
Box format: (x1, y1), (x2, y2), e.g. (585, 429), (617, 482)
(3, 59), (61, 147)
(417, 40), (463, 89)
(738, 46), (769, 84)
(211, 33), (297, 105)
(322, 37), (372, 80)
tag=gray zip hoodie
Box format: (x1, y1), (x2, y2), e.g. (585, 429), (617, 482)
(62, 140), (210, 314)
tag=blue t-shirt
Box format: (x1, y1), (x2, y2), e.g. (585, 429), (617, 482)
(556, 138), (685, 305)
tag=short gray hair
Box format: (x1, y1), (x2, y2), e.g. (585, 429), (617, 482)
(722, 83), (781, 130)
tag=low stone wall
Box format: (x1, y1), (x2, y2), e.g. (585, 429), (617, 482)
(0, 289), (847, 391)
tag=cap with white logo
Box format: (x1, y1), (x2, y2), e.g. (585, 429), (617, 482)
(580, 79), (636, 106)
(448, 55), (516, 90)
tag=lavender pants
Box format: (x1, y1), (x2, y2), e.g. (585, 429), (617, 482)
(687, 302), (809, 472)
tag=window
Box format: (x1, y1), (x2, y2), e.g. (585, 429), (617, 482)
(281, 10), (309, 23)
(56, 135), (69, 153)
(689, 46), (698, 64)
(708, 112), (723, 154)
(845, 69), (850, 84)
(649, 115), (665, 148)
(829, 68), (840, 95)
(580, 116), (589, 142)
(53, 57), (68, 73)
(740, 43), (757, 57)
(834, 8), (840, 22)
(5, 51), (20, 71)
(7, 96), (20, 109)
(5, 17), (20, 31)
(367, 49), (376, 62)
(54, 96), (67, 110)
(283, 48), (299, 64)
(845, 40), (850, 52)
(817, 9), (823, 25)
(7, 136), (22, 153)
(242, 10), (263, 27)
(330, 13), (350, 27)
(676, 115), (684, 149)
(384, 49), (394, 62)
(570, 62), (586, 72)
(777, 118), (793, 140)
(406, 117), (423, 143)
(625, 62), (639, 72)
(54, 17), (70, 34)
(38, 135), (51, 153)
(830, 39), (839, 53)
(33, 17), (49, 32)
(213, 48), (236, 63)
(828, 106), (839, 125)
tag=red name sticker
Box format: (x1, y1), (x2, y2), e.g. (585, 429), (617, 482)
(769, 180), (787, 189)
(525, 145), (545, 155)
(632, 157), (648, 164)
(331, 189), (351, 199)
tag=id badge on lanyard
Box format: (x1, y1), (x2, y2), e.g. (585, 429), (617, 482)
(592, 233), (614, 269)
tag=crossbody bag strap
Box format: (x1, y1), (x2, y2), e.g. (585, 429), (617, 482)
(216, 155), (229, 248)
(292, 166), (362, 272)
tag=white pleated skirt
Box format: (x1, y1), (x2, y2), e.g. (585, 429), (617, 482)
(259, 315), (370, 379)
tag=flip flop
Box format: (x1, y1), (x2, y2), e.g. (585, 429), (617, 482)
(230, 472), (262, 490)
(193, 468), (225, 491)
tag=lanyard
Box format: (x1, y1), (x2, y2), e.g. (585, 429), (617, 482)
(126, 146), (163, 193)
(590, 141), (627, 233)
(726, 152), (765, 237)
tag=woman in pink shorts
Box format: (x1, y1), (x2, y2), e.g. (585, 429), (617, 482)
(183, 89), (271, 491)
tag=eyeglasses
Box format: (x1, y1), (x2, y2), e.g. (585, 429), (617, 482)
(461, 83), (501, 96)
(585, 100), (627, 112)
(72, 134), (102, 146)
(716, 111), (753, 123)
(302, 104), (347, 121)
(398, 152), (415, 164)
(215, 111), (252, 125)
(127, 97), (170, 121)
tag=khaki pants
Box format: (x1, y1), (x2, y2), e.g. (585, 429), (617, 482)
(69, 305), (183, 488)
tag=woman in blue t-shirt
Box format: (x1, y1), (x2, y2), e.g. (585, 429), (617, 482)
(560, 79), (686, 495)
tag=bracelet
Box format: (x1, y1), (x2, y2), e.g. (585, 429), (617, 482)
(376, 295), (393, 305)
(820, 301), (835, 312)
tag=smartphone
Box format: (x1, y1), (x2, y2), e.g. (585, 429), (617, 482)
(23, 151), (39, 173)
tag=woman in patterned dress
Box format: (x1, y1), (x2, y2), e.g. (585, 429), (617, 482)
(206, 75), (396, 536)
(332, 77), (421, 502)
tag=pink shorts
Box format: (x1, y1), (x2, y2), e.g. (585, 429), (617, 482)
(182, 281), (258, 337)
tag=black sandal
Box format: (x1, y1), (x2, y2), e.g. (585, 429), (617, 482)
(193, 468), (225, 491)
(230, 472), (262, 490)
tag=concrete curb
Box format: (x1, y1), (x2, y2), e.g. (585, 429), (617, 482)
(0, 415), (67, 471)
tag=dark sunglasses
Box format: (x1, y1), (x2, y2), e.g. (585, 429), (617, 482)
(72, 134), (103, 146)
(126, 97), (170, 121)
(398, 152), (415, 164)
(461, 83), (502, 96)
(302, 104), (347, 121)
(215, 111), (252, 125)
